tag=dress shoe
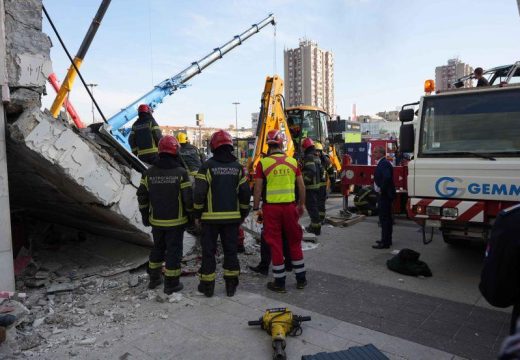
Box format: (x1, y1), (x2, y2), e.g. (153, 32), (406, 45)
(372, 243), (390, 249)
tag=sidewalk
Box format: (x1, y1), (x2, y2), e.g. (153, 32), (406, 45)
(7, 276), (459, 360)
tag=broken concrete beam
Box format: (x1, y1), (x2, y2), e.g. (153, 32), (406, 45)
(7, 107), (151, 245)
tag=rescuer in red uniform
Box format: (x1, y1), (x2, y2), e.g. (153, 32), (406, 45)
(253, 130), (307, 293)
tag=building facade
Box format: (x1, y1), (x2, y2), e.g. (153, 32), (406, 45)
(284, 39), (335, 116)
(435, 58), (473, 91)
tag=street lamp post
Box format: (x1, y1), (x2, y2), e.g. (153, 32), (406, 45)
(87, 83), (98, 123)
(232, 101), (240, 157)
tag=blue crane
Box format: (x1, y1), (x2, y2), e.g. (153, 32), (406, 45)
(100, 13), (275, 150)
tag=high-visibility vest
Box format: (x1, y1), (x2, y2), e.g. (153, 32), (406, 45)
(260, 154), (298, 203)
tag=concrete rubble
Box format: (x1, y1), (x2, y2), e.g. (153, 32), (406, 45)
(0, 226), (263, 359)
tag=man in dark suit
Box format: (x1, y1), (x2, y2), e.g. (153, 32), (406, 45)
(372, 146), (396, 249)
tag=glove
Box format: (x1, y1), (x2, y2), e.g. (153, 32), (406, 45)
(254, 210), (263, 224)
(297, 204), (305, 218)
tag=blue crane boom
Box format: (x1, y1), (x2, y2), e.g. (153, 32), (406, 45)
(102, 13), (275, 148)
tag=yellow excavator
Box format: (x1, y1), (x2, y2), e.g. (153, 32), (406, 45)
(247, 75), (341, 181)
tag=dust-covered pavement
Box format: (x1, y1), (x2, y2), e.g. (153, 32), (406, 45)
(0, 198), (506, 360)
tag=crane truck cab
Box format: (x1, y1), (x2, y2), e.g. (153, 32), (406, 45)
(401, 62), (520, 244)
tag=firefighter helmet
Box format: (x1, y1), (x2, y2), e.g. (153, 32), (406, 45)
(178, 132), (188, 144)
(314, 142), (324, 151)
(210, 130), (233, 151)
(266, 129), (283, 146)
(138, 104), (152, 114)
(158, 135), (180, 156)
(301, 137), (315, 151)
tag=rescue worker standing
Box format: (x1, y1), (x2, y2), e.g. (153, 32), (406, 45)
(137, 135), (193, 294)
(178, 132), (204, 179)
(315, 142), (334, 224)
(193, 130), (251, 297)
(253, 130), (307, 293)
(128, 104), (163, 165)
(301, 138), (322, 235)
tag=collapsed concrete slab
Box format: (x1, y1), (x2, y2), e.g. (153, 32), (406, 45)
(3, 0), (152, 245)
(7, 108), (151, 245)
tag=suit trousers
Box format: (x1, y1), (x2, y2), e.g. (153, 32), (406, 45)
(378, 195), (393, 246)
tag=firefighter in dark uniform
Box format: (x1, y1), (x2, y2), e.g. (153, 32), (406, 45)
(178, 132), (204, 179)
(137, 135), (193, 294)
(193, 130), (251, 297)
(315, 142), (334, 223)
(301, 138), (322, 235)
(128, 104), (163, 165)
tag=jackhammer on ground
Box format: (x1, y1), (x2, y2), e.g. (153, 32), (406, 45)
(248, 307), (311, 360)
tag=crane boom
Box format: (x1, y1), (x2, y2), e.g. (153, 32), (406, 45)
(104, 13), (275, 147)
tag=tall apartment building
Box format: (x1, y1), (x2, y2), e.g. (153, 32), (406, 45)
(284, 39), (335, 116)
(435, 58), (473, 91)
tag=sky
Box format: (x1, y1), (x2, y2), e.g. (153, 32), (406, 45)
(41, 0), (520, 129)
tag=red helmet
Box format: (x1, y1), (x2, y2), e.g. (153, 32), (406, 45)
(301, 137), (315, 151)
(210, 130), (233, 151)
(266, 129), (283, 146)
(138, 104), (153, 114)
(158, 135), (179, 156)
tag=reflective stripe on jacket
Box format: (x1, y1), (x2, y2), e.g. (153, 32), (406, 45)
(302, 152), (320, 191)
(193, 157), (251, 224)
(136, 157), (193, 228)
(129, 115), (162, 156)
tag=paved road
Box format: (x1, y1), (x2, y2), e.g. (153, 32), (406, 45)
(242, 197), (511, 360)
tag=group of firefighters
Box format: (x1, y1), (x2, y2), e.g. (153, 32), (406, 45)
(132, 104), (334, 297)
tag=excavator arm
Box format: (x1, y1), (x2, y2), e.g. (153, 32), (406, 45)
(247, 75), (294, 178)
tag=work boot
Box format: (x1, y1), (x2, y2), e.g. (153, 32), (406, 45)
(267, 278), (286, 293)
(225, 277), (239, 297)
(248, 263), (269, 276)
(296, 272), (308, 290)
(164, 276), (183, 295)
(0, 314), (16, 327)
(197, 281), (215, 298)
(305, 225), (321, 236)
(147, 267), (163, 290)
